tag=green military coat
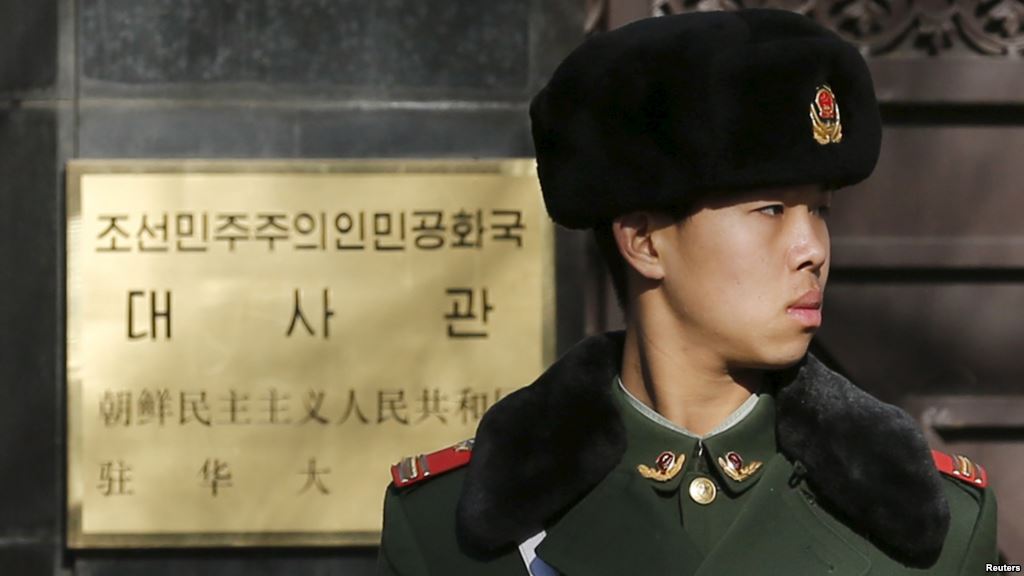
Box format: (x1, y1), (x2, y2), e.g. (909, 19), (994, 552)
(377, 332), (997, 575)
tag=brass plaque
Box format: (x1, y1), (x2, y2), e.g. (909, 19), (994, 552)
(66, 160), (555, 548)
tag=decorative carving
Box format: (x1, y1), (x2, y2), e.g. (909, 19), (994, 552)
(651, 0), (1024, 58)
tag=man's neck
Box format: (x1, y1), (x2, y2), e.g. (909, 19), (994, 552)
(619, 320), (762, 437)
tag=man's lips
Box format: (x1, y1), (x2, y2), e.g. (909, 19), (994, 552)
(787, 289), (822, 327)
(789, 289), (822, 310)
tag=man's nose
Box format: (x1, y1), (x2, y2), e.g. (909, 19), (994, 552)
(789, 208), (829, 274)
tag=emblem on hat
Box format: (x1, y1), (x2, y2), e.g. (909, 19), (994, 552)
(638, 451), (685, 482)
(810, 85), (843, 145)
(716, 450), (763, 482)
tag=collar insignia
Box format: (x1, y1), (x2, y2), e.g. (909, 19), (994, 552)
(637, 451), (685, 482)
(810, 85), (843, 145)
(717, 450), (763, 482)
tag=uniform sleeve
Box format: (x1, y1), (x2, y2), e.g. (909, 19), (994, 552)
(377, 486), (432, 576)
(958, 486), (998, 576)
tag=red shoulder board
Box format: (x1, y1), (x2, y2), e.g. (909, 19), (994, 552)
(390, 438), (474, 488)
(932, 450), (988, 488)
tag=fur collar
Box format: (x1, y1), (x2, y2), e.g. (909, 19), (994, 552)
(456, 330), (950, 566)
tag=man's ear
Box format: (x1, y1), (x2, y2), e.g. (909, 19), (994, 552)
(612, 211), (668, 281)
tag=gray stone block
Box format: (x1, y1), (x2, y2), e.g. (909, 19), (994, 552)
(528, 0), (584, 92)
(372, 0), (528, 90)
(0, 543), (56, 576)
(80, 0), (528, 93)
(0, 109), (59, 538)
(78, 103), (303, 158)
(296, 106), (532, 158)
(0, 0), (58, 95)
(77, 103), (532, 158)
(79, 0), (375, 86)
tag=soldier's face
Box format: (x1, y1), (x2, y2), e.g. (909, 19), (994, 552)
(653, 184), (831, 368)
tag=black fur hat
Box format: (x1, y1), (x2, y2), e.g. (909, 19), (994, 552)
(530, 9), (882, 229)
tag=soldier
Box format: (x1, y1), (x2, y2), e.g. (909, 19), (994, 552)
(377, 9), (997, 575)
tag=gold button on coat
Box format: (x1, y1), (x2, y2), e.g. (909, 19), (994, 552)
(688, 476), (717, 505)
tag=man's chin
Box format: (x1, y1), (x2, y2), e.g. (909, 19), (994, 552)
(744, 340), (811, 371)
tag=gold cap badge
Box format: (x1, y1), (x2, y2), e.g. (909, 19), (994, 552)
(810, 85), (843, 145)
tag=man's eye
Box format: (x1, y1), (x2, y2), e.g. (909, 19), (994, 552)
(758, 205), (784, 216)
(815, 205), (832, 219)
